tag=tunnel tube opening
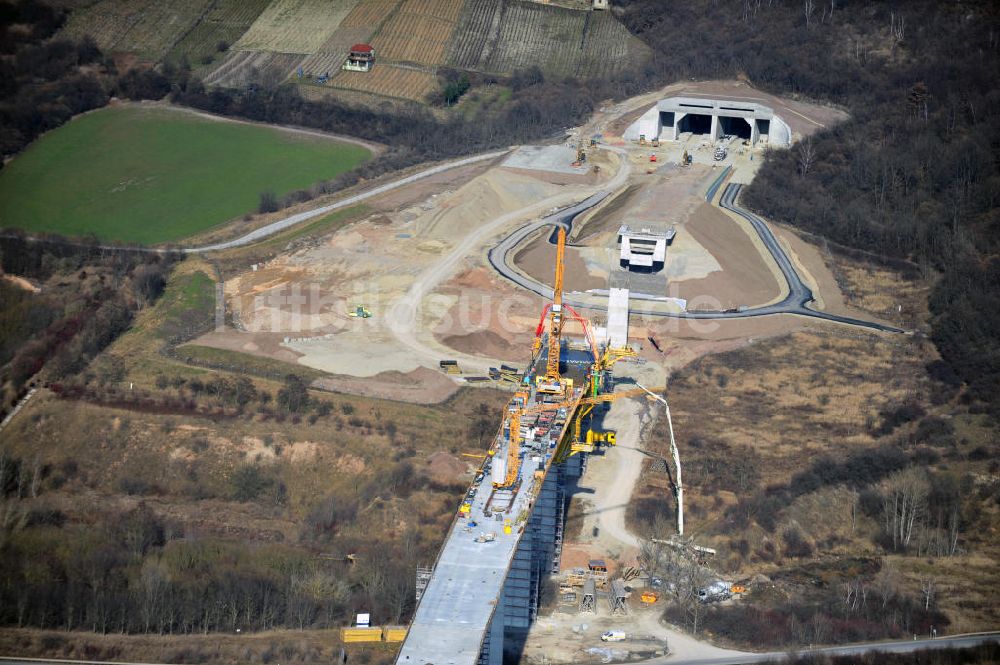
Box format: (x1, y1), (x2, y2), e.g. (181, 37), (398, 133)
(719, 116), (752, 140)
(678, 113), (712, 136)
(756, 118), (770, 139)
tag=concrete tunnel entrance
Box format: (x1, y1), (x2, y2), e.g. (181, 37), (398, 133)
(678, 113), (713, 136)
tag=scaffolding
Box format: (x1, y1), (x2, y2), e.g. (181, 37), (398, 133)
(551, 486), (565, 573)
(580, 578), (596, 613)
(415, 567), (433, 603)
(609, 579), (628, 615)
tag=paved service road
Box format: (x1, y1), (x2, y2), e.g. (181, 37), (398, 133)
(489, 177), (904, 333)
(184, 150), (510, 253)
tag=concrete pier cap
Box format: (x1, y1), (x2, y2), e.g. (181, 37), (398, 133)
(624, 96), (792, 147)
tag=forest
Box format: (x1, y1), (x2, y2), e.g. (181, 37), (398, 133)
(0, 235), (177, 418)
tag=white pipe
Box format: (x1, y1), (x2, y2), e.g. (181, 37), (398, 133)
(637, 383), (683, 536)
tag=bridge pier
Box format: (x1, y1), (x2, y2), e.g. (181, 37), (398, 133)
(479, 456), (583, 663)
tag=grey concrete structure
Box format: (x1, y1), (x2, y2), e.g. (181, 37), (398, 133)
(624, 97), (792, 146)
(617, 223), (675, 271)
(395, 378), (585, 665)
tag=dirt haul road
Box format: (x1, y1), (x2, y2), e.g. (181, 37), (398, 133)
(186, 150), (510, 253)
(383, 144), (632, 376)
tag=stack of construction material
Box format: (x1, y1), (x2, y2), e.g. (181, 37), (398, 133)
(498, 364), (520, 384)
(439, 360), (461, 375)
(341, 627), (382, 643)
(383, 626), (407, 642)
(565, 567), (588, 586)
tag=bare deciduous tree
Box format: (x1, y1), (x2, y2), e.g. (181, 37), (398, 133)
(797, 140), (816, 176)
(882, 468), (929, 551)
(921, 578), (936, 611)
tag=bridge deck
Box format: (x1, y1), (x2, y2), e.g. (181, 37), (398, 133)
(395, 453), (545, 665)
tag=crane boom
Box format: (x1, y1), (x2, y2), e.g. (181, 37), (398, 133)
(545, 227), (566, 384)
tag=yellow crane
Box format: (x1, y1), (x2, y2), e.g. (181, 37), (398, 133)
(537, 227), (569, 395)
(495, 387), (666, 488)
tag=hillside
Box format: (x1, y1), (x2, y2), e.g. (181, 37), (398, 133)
(59, 0), (650, 103)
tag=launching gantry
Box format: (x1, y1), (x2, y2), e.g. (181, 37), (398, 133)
(489, 225), (655, 490)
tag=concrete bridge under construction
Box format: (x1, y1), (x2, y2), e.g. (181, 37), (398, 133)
(395, 217), (644, 665)
(395, 442), (583, 665)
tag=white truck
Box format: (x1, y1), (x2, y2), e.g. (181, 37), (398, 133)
(601, 630), (626, 642)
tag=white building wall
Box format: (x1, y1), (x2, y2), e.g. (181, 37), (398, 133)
(622, 106), (660, 141)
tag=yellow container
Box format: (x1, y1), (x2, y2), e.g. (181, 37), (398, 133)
(503, 519), (512, 535)
(383, 626), (408, 642)
(341, 627), (382, 643)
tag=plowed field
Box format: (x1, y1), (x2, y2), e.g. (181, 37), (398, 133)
(168, 0), (273, 64)
(371, 0), (465, 66)
(447, 0), (649, 77)
(204, 50), (305, 88)
(60, 0), (213, 60)
(234, 0), (359, 53)
(340, 0), (403, 28)
(327, 64), (436, 102)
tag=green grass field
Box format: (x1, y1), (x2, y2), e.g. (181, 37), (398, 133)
(0, 106), (371, 244)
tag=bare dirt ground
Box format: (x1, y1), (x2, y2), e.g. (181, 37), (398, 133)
(313, 366), (461, 404)
(677, 203), (782, 307)
(196, 79), (851, 408)
(523, 605), (747, 665)
(200, 144), (617, 398)
(513, 231), (608, 293)
(189, 329), (304, 364)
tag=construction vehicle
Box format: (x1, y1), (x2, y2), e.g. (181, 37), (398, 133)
(680, 149), (691, 167)
(638, 134), (647, 146)
(348, 304), (372, 318)
(651, 138), (660, 147)
(640, 591), (659, 604)
(649, 154), (658, 163)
